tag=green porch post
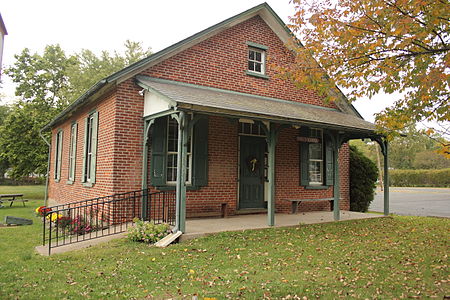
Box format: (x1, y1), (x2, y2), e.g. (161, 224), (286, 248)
(383, 140), (389, 216)
(180, 113), (189, 232)
(141, 120), (150, 220)
(267, 124), (276, 226)
(175, 112), (188, 233)
(333, 134), (340, 221)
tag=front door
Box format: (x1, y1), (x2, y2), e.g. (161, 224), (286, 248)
(239, 136), (265, 209)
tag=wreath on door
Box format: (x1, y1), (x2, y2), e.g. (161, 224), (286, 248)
(246, 156), (260, 173)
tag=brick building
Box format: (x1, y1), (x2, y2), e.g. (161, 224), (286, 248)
(44, 3), (387, 233)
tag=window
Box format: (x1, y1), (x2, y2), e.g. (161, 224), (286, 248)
(67, 123), (77, 183)
(54, 130), (63, 182)
(248, 48), (265, 74)
(166, 117), (192, 184)
(308, 129), (323, 185)
(150, 115), (208, 188)
(82, 112), (98, 185)
(238, 121), (266, 136)
(299, 127), (334, 187)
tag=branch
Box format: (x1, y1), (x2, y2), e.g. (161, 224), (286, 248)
(384, 0), (428, 28)
(344, 23), (434, 52)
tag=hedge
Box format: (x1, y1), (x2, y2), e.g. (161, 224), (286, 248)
(389, 168), (450, 187)
(349, 145), (378, 212)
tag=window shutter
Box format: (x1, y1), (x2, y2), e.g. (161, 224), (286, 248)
(299, 126), (309, 186)
(192, 116), (209, 187)
(90, 112), (99, 184)
(150, 116), (168, 186)
(56, 131), (63, 181)
(325, 136), (334, 186)
(81, 117), (88, 183)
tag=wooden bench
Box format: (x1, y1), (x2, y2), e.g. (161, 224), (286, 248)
(0, 194), (27, 207)
(283, 198), (335, 214)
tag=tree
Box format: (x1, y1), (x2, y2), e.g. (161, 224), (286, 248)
(0, 102), (52, 178)
(1, 41), (152, 179)
(351, 125), (449, 170)
(68, 40), (152, 101)
(5, 45), (76, 109)
(349, 145), (379, 212)
(286, 0), (449, 154)
(1, 45), (69, 178)
(0, 104), (11, 179)
(413, 150), (450, 169)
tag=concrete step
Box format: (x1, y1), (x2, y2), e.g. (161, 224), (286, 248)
(155, 230), (182, 247)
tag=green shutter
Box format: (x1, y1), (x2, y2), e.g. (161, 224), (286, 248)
(192, 116), (209, 187)
(325, 136), (334, 186)
(54, 132), (58, 180)
(81, 117), (88, 183)
(90, 112), (99, 184)
(150, 116), (168, 186)
(299, 126), (309, 186)
(55, 130), (63, 182)
(72, 123), (78, 180)
(58, 131), (63, 181)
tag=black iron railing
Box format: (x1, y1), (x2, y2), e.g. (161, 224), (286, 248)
(42, 189), (176, 255)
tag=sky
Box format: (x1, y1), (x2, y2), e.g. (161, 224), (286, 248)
(0, 0), (395, 122)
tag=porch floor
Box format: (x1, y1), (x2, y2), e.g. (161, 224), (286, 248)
(181, 211), (385, 241)
(36, 211), (384, 255)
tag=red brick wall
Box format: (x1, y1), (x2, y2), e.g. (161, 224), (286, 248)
(48, 13), (351, 216)
(48, 91), (118, 204)
(112, 80), (145, 193)
(143, 15), (337, 109)
(274, 127), (349, 214)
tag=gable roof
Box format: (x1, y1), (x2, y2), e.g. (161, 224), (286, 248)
(44, 2), (363, 130)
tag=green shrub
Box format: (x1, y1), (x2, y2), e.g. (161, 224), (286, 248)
(350, 145), (379, 212)
(127, 218), (171, 244)
(389, 168), (450, 187)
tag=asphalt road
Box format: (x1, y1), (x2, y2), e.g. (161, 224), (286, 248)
(369, 187), (450, 218)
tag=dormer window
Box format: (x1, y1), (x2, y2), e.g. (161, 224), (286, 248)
(248, 48), (265, 74)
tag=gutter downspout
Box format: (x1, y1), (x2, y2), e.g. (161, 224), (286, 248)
(39, 128), (51, 207)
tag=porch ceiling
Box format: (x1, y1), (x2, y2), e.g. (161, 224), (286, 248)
(136, 75), (376, 134)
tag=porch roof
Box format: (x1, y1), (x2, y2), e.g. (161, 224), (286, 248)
(137, 76), (377, 134)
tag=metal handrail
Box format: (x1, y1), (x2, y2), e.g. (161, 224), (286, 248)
(42, 189), (176, 255)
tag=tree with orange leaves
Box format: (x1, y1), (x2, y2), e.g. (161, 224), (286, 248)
(284, 0), (449, 156)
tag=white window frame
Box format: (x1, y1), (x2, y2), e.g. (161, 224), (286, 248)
(82, 111), (98, 185)
(67, 123), (77, 183)
(86, 115), (94, 182)
(248, 47), (265, 75)
(54, 130), (63, 182)
(166, 117), (193, 185)
(308, 128), (324, 185)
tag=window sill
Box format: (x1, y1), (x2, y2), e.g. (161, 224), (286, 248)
(66, 180), (74, 185)
(82, 182), (94, 188)
(245, 71), (269, 79)
(54, 179), (60, 183)
(304, 185), (330, 190)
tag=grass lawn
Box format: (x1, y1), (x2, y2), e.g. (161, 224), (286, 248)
(0, 186), (448, 299)
(0, 185), (46, 201)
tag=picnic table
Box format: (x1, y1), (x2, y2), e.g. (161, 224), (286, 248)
(0, 194), (27, 208)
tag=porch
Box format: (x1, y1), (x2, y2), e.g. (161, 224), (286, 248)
(36, 211), (385, 255)
(181, 211), (385, 241)
(138, 76), (390, 233)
